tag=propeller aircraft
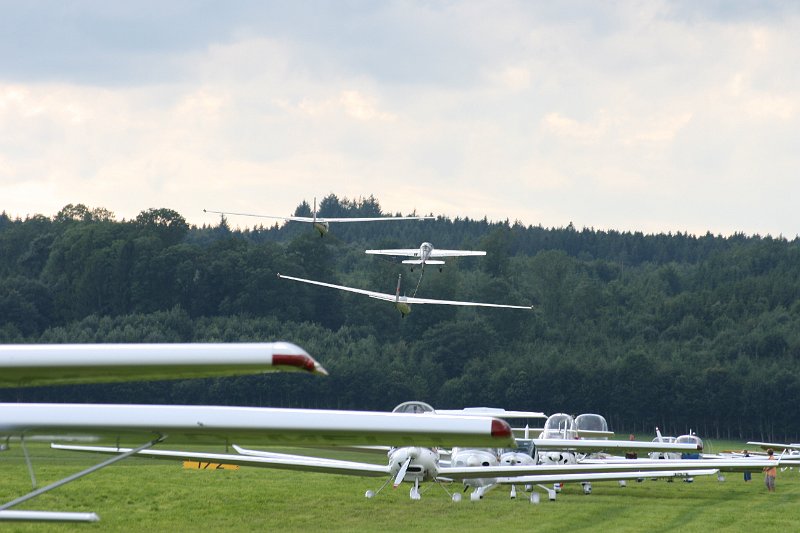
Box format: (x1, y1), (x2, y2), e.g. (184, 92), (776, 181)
(365, 242), (485, 272)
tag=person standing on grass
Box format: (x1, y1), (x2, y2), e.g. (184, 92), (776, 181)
(763, 449), (777, 492)
(743, 450), (751, 482)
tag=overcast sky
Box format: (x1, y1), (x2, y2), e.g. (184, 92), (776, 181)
(1, 1), (798, 236)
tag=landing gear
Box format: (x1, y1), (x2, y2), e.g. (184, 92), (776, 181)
(410, 479), (421, 500)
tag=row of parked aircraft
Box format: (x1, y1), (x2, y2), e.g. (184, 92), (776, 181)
(44, 399), (800, 505)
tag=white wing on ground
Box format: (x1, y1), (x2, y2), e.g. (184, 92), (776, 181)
(533, 439), (702, 453)
(52, 444), (390, 477)
(2, 404), (514, 448)
(0, 342), (326, 388)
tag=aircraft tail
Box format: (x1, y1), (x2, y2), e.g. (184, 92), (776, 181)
(395, 274), (402, 304)
(312, 197), (317, 225)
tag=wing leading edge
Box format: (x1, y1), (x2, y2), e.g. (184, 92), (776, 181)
(0, 342), (326, 388)
(2, 404), (513, 448)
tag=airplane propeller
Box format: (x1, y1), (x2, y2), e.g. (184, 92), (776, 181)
(393, 457), (412, 488)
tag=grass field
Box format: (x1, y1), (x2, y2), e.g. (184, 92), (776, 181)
(2, 441), (798, 532)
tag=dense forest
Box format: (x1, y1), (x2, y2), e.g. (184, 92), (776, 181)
(2, 196), (799, 441)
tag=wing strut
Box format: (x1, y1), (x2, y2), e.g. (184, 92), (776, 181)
(0, 435), (166, 521)
(21, 436), (36, 489)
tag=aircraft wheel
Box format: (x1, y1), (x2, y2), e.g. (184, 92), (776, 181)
(365, 490), (375, 499)
(452, 493), (462, 503)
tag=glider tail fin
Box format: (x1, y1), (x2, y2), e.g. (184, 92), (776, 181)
(395, 274), (402, 304)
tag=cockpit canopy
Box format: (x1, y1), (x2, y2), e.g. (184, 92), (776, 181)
(392, 401), (435, 414)
(541, 413), (575, 439)
(676, 434), (704, 449)
(574, 414), (608, 434)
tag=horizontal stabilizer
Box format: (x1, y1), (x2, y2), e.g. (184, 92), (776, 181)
(401, 259), (445, 265)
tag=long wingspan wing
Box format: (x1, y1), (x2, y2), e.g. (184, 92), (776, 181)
(533, 438), (702, 453)
(435, 408), (548, 419)
(0, 342), (326, 388)
(317, 216), (433, 223)
(203, 209), (315, 223)
(438, 457), (800, 480)
(747, 441), (800, 451)
(51, 444), (390, 477)
(277, 274), (394, 301)
(493, 469), (720, 485)
(1, 404), (513, 447)
(399, 294), (532, 309)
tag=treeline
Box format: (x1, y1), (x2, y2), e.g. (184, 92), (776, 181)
(1, 197), (799, 441)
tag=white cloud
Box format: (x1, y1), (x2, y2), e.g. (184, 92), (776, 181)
(0, 3), (799, 236)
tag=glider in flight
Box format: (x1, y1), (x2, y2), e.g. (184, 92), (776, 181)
(277, 273), (533, 316)
(205, 198), (432, 237)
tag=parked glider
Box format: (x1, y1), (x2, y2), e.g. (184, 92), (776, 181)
(55, 442), (740, 503)
(747, 441), (800, 454)
(205, 198), (432, 237)
(365, 242), (485, 272)
(277, 273), (533, 316)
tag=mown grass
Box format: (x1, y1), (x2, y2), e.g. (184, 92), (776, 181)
(1, 441), (797, 532)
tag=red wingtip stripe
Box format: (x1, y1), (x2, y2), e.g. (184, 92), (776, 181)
(272, 354), (317, 373)
(491, 419), (513, 439)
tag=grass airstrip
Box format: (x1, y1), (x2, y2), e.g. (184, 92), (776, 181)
(1, 440), (798, 532)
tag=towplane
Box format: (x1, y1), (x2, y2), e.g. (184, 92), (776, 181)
(365, 242), (486, 272)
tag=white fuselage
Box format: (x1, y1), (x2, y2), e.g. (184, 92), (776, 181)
(388, 447), (440, 482)
(418, 242), (434, 262)
(451, 447), (501, 489)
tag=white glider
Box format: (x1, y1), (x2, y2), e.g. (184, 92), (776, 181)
(56, 444), (764, 503)
(205, 198), (432, 236)
(277, 273), (533, 316)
